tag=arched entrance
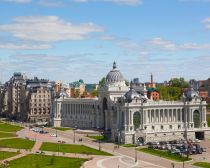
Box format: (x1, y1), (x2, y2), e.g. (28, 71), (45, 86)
(137, 137), (144, 145)
(133, 112), (141, 130)
(102, 98), (108, 129)
(193, 110), (200, 128)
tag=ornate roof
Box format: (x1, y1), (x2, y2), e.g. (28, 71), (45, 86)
(106, 62), (125, 83)
(124, 88), (141, 103)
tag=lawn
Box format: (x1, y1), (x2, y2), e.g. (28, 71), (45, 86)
(9, 154), (87, 168)
(0, 151), (19, 160)
(53, 127), (72, 131)
(207, 114), (210, 127)
(193, 162), (210, 168)
(87, 135), (108, 141)
(0, 138), (35, 149)
(138, 148), (191, 162)
(0, 132), (17, 138)
(121, 144), (137, 148)
(40, 142), (112, 156)
(0, 123), (23, 132)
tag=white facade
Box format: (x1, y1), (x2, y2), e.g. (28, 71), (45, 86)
(51, 62), (210, 144)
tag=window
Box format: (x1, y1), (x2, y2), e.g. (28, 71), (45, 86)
(169, 125), (172, 129)
(161, 125), (164, 130)
(152, 126), (155, 130)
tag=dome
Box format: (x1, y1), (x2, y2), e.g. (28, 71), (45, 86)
(106, 62), (125, 83)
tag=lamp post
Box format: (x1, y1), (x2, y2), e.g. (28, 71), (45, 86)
(135, 147), (137, 163)
(98, 131), (103, 151)
(182, 153), (185, 168)
(73, 126), (77, 143)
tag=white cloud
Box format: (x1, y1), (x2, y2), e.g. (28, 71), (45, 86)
(38, 0), (65, 7)
(0, 43), (51, 50)
(1, 0), (32, 3)
(202, 17), (210, 29)
(97, 35), (115, 40)
(148, 37), (177, 51)
(73, 0), (142, 5)
(180, 43), (210, 49)
(0, 16), (104, 42)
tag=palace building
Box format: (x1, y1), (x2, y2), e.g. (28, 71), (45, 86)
(51, 62), (210, 144)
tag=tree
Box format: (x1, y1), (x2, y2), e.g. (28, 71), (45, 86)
(74, 90), (80, 98)
(99, 77), (106, 87)
(157, 86), (181, 101)
(91, 89), (98, 97)
(169, 78), (189, 88)
(125, 80), (129, 86)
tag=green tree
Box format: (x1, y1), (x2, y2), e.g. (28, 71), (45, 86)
(157, 86), (181, 101)
(91, 89), (98, 97)
(169, 77), (189, 88)
(74, 90), (80, 98)
(99, 77), (106, 87)
(125, 80), (129, 86)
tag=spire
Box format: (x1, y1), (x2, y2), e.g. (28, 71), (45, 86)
(113, 61), (117, 69)
(151, 73), (153, 84)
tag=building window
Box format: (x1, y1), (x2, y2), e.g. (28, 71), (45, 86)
(152, 126), (155, 130)
(169, 125), (172, 129)
(178, 125), (181, 129)
(161, 125), (163, 130)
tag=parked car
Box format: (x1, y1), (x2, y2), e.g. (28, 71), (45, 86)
(50, 134), (57, 137)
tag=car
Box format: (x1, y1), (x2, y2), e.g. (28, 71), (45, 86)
(50, 134), (57, 137)
(195, 139), (201, 143)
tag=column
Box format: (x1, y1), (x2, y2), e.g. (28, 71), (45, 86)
(144, 110), (147, 124)
(167, 109), (169, 123)
(158, 109), (160, 123)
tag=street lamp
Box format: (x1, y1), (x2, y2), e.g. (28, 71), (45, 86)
(98, 131), (103, 151)
(135, 147), (137, 163)
(182, 153), (185, 168)
(73, 126), (77, 143)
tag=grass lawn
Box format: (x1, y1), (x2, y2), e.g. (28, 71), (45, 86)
(0, 151), (19, 160)
(0, 132), (17, 138)
(193, 162), (210, 168)
(53, 127), (72, 131)
(0, 138), (35, 149)
(121, 144), (137, 148)
(9, 154), (87, 168)
(40, 142), (112, 156)
(207, 114), (210, 127)
(87, 135), (108, 141)
(138, 148), (191, 162)
(0, 123), (23, 132)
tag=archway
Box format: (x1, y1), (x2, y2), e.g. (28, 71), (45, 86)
(102, 98), (108, 129)
(137, 137), (144, 145)
(193, 110), (200, 128)
(133, 112), (141, 130)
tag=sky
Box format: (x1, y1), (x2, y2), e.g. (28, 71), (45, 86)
(0, 0), (210, 84)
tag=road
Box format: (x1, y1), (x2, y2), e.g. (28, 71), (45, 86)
(17, 127), (204, 168)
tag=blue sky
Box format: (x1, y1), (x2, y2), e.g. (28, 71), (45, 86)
(0, 0), (210, 83)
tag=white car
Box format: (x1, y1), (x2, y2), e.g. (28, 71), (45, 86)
(50, 134), (57, 137)
(195, 139), (201, 143)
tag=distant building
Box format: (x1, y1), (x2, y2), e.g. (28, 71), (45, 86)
(1, 73), (54, 122)
(147, 88), (160, 101)
(189, 79), (210, 104)
(25, 77), (53, 122)
(69, 79), (86, 97)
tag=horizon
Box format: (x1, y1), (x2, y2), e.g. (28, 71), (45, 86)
(0, 0), (210, 83)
